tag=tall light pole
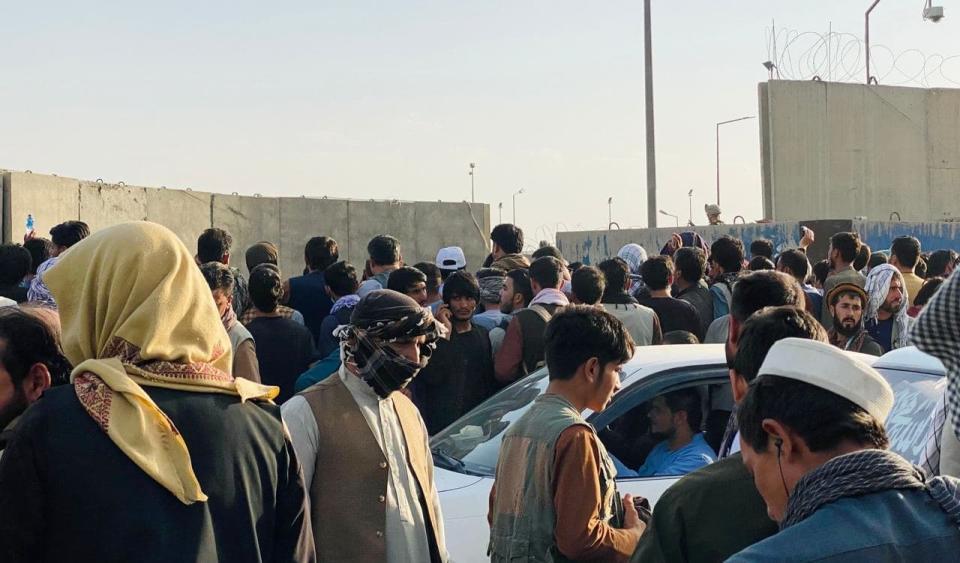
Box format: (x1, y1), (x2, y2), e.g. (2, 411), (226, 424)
(607, 197), (613, 230)
(468, 162), (476, 203)
(659, 209), (679, 227)
(866, 1), (944, 84)
(687, 189), (694, 226)
(498, 202), (503, 224)
(644, 0), (658, 229)
(716, 115), (755, 206)
(512, 188), (524, 224)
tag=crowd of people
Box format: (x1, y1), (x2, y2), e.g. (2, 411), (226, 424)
(0, 217), (959, 562)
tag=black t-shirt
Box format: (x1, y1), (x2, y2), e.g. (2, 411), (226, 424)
(638, 296), (705, 342)
(412, 324), (496, 435)
(246, 316), (317, 404)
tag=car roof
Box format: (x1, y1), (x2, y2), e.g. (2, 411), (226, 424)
(874, 346), (945, 375)
(622, 344), (726, 381)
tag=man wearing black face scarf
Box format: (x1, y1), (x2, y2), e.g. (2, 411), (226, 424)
(281, 290), (448, 562)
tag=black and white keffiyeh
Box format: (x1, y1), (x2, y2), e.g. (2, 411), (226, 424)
(910, 270), (960, 441)
(782, 449), (960, 530)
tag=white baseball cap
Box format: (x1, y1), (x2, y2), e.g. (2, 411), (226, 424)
(436, 246), (466, 271)
(758, 338), (895, 422)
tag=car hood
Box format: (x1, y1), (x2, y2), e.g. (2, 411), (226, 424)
(433, 466), (485, 492)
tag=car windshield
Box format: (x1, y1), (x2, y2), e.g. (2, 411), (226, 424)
(878, 367), (945, 464)
(431, 369), (551, 476)
(431, 362), (944, 476)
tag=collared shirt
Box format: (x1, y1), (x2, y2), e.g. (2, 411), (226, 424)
(282, 365), (446, 563)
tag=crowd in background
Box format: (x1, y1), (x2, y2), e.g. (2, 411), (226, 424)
(0, 217), (959, 562)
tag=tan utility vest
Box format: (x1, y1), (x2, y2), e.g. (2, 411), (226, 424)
(300, 374), (442, 562)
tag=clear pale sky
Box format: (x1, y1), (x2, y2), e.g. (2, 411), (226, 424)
(3, 1), (956, 247)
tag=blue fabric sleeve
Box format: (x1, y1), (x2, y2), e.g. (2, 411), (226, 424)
(710, 285), (729, 318)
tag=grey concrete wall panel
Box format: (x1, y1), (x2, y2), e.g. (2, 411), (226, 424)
(760, 80), (960, 223)
(144, 187), (213, 250)
(79, 182), (148, 231)
(6, 171), (79, 241)
(412, 201), (490, 272)
(347, 200), (417, 268)
(212, 194), (281, 275)
(278, 197), (350, 276)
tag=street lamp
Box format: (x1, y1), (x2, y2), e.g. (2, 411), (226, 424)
(498, 202), (503, 224)
(512, 188), (525, 224)
(607, 197), (614, 230)
(659, 209), (679, 227)
(687, 189), (694, 226)
(468, 162), (476, 203)
(866, 1), (944, 84)
(716, 115), (756, 206)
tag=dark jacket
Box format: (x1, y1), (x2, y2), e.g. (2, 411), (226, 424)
(0, 385), (314, 563)
(287, 271), (334, 342)
(317, 304), (355, 358)
(631, 453), (776, 563)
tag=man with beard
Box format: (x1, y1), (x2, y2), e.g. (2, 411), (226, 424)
(489, 269), (533, 356)
(820, 231), (866, 329)
(282, 290), (447, 562)
(826, 283), (884, 356)
(864, 264), (914, 353)
(412, 271), (496, 434)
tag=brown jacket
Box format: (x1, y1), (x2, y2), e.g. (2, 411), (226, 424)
(300, 375), (443, 562)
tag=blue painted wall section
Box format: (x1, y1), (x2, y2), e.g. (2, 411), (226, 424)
(557, 221), (960, 265)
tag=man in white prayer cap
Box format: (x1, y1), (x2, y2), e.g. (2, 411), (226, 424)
(730, 338), (960, 562)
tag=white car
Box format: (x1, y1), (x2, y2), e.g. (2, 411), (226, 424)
(431, 344), (945, 563)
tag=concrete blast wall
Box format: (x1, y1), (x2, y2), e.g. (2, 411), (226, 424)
(1, 170), (491, 278)
(557, 220), (960, 266)
(759, 80), (960, 223)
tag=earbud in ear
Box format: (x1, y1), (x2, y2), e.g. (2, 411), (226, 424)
(775, 438), (783, 449)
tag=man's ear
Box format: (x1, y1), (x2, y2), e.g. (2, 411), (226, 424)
(730, 371), (749, 403)
(23, 363), (52, 402)
(728, 316), (742, 349)
(582, 357), (600, 385)
(760, 419), (796, 458)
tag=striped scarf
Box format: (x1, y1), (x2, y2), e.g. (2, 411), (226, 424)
(782, 448), (960, 530)
(864, 264), (910, 350)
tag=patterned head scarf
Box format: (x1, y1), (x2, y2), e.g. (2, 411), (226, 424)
(864, 263), (910, 350)
(617, 244), (648, 276)
(44, 221), (277, 505)
(478, 274), (505, 304)
(659, 231), (711, 257)
(910, 270), (960, 440)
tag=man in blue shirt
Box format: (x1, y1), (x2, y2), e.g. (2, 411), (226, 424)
(633, 388), (716, 477)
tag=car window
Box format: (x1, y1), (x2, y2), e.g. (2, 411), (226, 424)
(431, 369), (550, 476)
(595, 368), (729, 479)
(877, 367), (945, 464)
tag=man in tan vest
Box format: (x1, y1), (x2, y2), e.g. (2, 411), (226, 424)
(282, 289), (448, 562)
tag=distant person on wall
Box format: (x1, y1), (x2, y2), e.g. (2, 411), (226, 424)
(195, 227), (249, 316)
(637, 256), (704, 342)
(245, 264), (317, 403)
(28, 220), (90, 308)
(357, 235), (403, 298)
(284, 236), (338, 342)
(820, 231), (866, 329)
(705, 204), (724, 225)
(489, 224), (530, 271)
(199, 262), (261, 382)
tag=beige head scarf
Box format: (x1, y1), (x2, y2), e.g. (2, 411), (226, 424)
(45, 221), (278, 505)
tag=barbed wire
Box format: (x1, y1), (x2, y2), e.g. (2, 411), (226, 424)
(765, 24), (960, 87)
